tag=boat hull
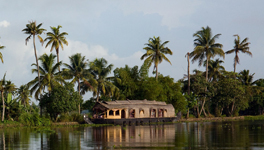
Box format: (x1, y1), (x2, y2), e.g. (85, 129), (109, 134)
(90, 117), (179, 125)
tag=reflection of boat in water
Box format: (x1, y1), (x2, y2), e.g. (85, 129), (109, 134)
(88, 99), (181, 125)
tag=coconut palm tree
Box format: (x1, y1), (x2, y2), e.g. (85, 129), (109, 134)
(190, 26), (225, 82)
(140, 36), (173, 81)
(28, 53), (64, 99)
(44, 25), (68, 71)
(203, 59), (225, 82)
(190, 26), (224, 117)
(225, 35), (251, 73)
(22, 21), (46, 90)
(89, 58), (117, 102)
(62, 53), (93, 114)
(0, 38), (5, 63)
(0, 74), (16, 121)
(17, 84), (31, 107)
(238, 69), (255, 86)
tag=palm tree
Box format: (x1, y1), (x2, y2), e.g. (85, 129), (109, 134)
(238, 69), (255, 86)
(44, 25), (68, 71)
(28, 53), (64, 99)
(17, 84), (31, 107)
(0, 38), (5, 63)
(22, 21), (46, 90)
(190, 26), (225, 82)
(203, 59), (225, 82)
(62, 53), (93, 114)
(190, 26), (224, 117)
(225, 35), (251, 73)
(89, 58), (117, 102)
(140, 36), (173, 81)
(0, 74), (16, 121)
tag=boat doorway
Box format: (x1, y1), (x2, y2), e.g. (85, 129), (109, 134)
(121, 109), (126, 118)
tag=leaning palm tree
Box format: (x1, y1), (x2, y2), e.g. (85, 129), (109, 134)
(89, 58), (117, 102)
(225, 35), (251, 73)
(0, 38), (5, 63)
(22, 21), (46, 90)
(62, 53), (93, 114)
(190, 26), (225, 82)
(44, 25), (68, 71)
(17, 84), (31, 107)
(0, 74), (16, 121)
(28, 53), (64, 99)
(140, 36), (173, 81)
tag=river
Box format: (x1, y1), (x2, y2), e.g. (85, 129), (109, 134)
(1, 120), (264, 149)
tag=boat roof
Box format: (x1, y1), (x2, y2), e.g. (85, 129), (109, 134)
(93, 99), (174, 110)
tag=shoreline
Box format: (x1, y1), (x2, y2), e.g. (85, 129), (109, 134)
(179, 116), (245, 122)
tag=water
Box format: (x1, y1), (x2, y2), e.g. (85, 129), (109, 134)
(1, 120), (264, 149)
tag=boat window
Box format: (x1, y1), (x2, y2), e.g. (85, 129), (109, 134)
(158, 109), (163, 117)
(129, 109), (135, 118)
(109, 110), (114, 116)
(115, 110), (120, 116)
(150, 109), (156, 118)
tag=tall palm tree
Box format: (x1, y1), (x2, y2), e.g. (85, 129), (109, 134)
(17, 84), (31, 107)
(0, 38), (5, 63)
(22, 21), (46, 90)
(190, 26), (224, 117)
(89, 58), (117, 102)
(190, 26), (225, 82)
(0, 74), (16, 121)
(140, 36), (173, 81)
(44, 25), (68, 71)
(62, 53), (93, 114)
(28, 53), (64, 99)
(203, 59), (225, 82)
(226, 35), (251, 73)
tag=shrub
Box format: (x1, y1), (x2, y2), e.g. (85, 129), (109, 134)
(18, 112), (51, 126)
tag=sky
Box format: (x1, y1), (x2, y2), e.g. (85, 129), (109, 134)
(0, 0), (263, 103)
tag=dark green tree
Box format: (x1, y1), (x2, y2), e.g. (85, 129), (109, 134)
(40, 83), (82, 121)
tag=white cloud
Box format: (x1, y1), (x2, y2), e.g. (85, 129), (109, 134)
(0, 20), (10, 28)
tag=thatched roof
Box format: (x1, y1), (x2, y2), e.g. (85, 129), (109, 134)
(93, 99), (174, 110)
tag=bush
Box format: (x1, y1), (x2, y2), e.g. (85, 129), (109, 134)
(18, 112), (51, 126)
(57, 113), (84, 123)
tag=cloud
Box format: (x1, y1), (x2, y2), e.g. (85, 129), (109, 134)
(118, 0), (201, 29)
(0, 20), (10, 28)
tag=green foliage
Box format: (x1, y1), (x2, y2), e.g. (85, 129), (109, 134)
(18, 112), (51, 126)
(58, 113), (84, 123)
(40, 83), (82, 120)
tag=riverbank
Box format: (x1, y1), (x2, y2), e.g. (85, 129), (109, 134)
(179, 116), (245, 122)
(1, 115), (264, 127)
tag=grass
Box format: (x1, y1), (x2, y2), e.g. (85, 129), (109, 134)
(244, 115), (264, 121)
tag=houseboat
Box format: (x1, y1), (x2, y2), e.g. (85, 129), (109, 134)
(89, 99), (181, 125)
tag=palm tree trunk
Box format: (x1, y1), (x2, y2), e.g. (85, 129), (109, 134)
(156, 65), (158, 81)
(1, 91), (4, 122)
(96, 86), (100, 102)
(56, 48), (60, 72)
(33, 35), (42, 116)
(234, 51), (237, 73)
(187, 52), (190, 119)
(78, 79), (80, 114)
